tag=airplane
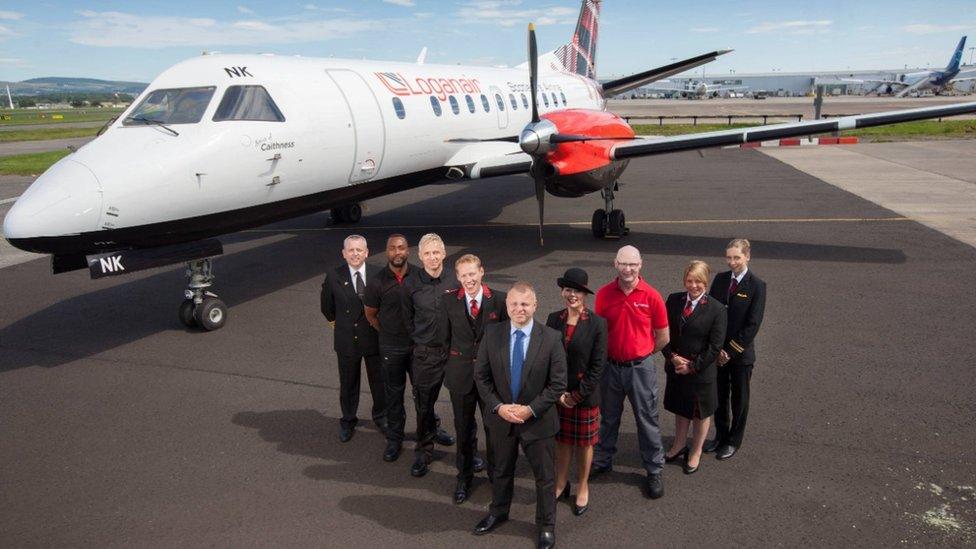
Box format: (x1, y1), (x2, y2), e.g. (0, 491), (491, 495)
(641, 78), (748, 99)
(4, 0), (976, 332)
(851, 36), (976, 97)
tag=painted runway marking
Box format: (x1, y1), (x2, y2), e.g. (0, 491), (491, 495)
(0, 196), (19, 205)
(242, 216), (910, 233)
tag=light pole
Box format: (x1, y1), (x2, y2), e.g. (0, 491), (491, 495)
(968, 46), (975, 66)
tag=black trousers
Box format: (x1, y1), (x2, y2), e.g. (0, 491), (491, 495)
(412, 345), (447, 460)
(715, 362), (754, 447)
(381, 345), (414, 444)
(449, 386), (491, 482)
(337, 353), (385, 428)
(489, 433), (556, 529)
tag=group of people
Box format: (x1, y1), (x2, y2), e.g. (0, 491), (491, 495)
(321, 233), (766, 549)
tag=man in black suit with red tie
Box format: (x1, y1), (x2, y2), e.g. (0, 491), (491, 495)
(705, 238), (766, 461)
(321, 234), (386, 443)
(473, 282), (566, 549)
(442, 254), (508, 504)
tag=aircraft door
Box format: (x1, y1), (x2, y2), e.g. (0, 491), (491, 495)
(326, 70), (386, 183)
(488, 85), (509, 130)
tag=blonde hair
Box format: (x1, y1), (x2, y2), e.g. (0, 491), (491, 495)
(418, 232), (444, 251)
(509, 280), (536, 296)
(455, 253), (482, 270)
(727, 238), (751, 255)
(684, 260), (711, 285)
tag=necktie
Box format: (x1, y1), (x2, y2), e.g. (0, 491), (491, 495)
(728, 276), (738, 297)
(510, 330), (526, 400)
(354, 271), (365, 299)
(682, 299), (693, 319)
(469, 298), (480, 319)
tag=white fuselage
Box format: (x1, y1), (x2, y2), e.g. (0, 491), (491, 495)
(3, 54), (605, 245)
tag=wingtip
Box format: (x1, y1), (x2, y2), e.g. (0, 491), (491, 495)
(529, 22), (535, 31)
(718, 48), (734, 55)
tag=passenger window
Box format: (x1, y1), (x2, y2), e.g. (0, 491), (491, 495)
(560, 92), (567, 106)
(480, 94), (490, 112)
(124, 86), (216, 126)
(495, 94), (505, 111)
(551, 92), (558, 107)
(392, 97), (405, 119)
(449, 95), (460, 115)
(430, 96), (442, 116)
(509, 94), (518, 110)
(521, 93), (529, 109)
(213, 86), (285, 122)
(541, 93), (549, 108)
(465, 95), (476, 113)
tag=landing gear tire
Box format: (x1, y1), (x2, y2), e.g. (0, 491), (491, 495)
(591, 209), (608, 238)
(179, 299), (197, 328)
(608, 209), (627, 237)
(330, 207), (346, 223)
(194, 297), (227, 331)
(330, 203), (363, 224)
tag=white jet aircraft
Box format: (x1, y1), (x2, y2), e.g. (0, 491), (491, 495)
(5, 0), (976, 331)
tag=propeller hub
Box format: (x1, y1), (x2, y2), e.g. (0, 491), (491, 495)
(519, 119), (557, 156)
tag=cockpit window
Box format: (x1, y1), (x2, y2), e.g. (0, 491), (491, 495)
(123, 87), (215, 126)
(213, 85), (285, 122)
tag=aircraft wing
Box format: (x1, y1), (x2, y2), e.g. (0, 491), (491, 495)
(610, 101), (976, 160)
(601, 49), (733, 97)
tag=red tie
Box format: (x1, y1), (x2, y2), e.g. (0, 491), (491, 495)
(470, 299), (480, 318)
(728, 277), (739, 296)
(682, 300), (693, 319)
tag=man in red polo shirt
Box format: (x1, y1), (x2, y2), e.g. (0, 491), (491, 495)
(591, 245), (670, 499)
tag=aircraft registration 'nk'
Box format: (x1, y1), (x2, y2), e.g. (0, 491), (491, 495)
(4, 0), (976, 331)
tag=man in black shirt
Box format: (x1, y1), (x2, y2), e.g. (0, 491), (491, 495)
(403, 233), (459, 477)
(364, 234), (454, 463)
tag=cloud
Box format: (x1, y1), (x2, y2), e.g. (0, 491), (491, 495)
(0, 57), (26, 66)
(69, 11), (382, 48)
(237, 6), (255, 15)
(383, 0), (416, 6)
(746, 20), (832, 35)
(901, 23), (974, 35)
(691, 27), (719, 33)
(456, 1), (577, 28)
(0, 23), (14, 40)
(0, 10), (24, 20)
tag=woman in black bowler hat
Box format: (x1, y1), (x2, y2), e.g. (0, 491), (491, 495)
(546, 268), (608, 516)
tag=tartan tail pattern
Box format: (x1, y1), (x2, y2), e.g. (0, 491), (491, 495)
(553, 0), (600, 79)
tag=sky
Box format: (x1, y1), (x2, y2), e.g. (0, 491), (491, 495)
(1, 0), (976, 83)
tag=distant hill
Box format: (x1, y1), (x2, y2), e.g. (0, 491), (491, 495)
(2, 77), (148, 96)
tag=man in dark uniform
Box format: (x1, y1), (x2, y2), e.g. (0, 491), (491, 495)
(403, 232), (458, 477)
(363, 234), (454, 463)
(442, 253), (507, 504)
(705, 238), (767, 461)
(320, 234), (386, 443)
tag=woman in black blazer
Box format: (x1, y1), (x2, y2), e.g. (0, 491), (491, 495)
(662, 260), (727, 474)
(546, 268), (607, 516)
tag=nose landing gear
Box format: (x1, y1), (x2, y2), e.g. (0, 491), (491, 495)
(591, 182), (629, 239)
(179, 258), (227, 331)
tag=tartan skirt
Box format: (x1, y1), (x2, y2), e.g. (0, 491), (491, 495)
(556, 404), (601, 447)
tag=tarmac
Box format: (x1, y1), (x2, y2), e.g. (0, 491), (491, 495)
(2, 142), (976, 546)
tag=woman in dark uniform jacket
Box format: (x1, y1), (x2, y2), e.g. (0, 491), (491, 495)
(661, 260), (727, 474)
(546, 268), (607, 516)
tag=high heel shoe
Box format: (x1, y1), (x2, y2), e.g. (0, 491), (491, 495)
(557, 481), (571, 501)
(683, 455), (701, 475)
(665, 446), (689, 463)
(572, 499), (589, 516)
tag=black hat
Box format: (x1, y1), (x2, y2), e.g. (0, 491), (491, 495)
(557, 267), (593, 294)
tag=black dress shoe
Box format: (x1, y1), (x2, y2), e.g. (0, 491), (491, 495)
(644, 473), (664, 499)
(665, 446), (689, 463)
(454, 479), (470, 504)
(557, 481), (571, 501)
(375, 419), (389, 436)
(589, 463), (612, 478)
(473, 513), (508, 535)
(716, 444), (738, 460)
(702, 439), (720, 453)
(339, 425), (354, 443)
(410, 456), (430, 477)
(537, 530), (556, 549)
(572, 500), (589, 516)
(435, 428), (456, 446)
(472, 455), (486, 473)
(683, 457), (700, 475)
(383, 441), (402, 462)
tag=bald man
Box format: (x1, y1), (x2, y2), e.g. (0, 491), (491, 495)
(591, 246), (670, 500)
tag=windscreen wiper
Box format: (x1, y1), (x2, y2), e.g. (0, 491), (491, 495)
(126, 115), (179, 136)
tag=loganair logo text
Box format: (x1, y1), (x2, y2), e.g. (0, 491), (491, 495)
(375, 72), (482, 101)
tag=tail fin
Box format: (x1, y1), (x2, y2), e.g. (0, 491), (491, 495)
(552, 0), (601, 79)
(946, 36), (966, 73)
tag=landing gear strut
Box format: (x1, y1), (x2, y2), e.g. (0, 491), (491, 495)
(591, 182), (628, 239)
(330, 202), (363, 224)
(179, 258), (227, 331)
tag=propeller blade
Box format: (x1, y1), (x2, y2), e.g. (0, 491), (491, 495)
(532, 163), (546, 246)
(445, 136), (520, 143)
(528, 23), (539, 124)
(549, 133), (638, 144)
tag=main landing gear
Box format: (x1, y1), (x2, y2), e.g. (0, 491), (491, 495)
(330, 202), (363, 224)
(179, 258), (227, 331)
(591, 181), (629, 239)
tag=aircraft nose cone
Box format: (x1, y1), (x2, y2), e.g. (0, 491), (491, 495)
(3, 158), (102, 241)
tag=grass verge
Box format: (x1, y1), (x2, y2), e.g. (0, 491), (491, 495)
(0, 150), (71, 176)
(0, 126), (101, 143)
(0, 108), (123, 126)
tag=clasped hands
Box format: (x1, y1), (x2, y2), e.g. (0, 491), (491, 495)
(671, 354), (694, 375)
(498, 404), (533, 424)
(558, 392), (580, 408)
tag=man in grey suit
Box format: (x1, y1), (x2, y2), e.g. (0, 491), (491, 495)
(473, 282), (567, 549)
